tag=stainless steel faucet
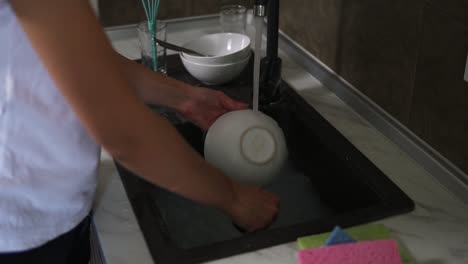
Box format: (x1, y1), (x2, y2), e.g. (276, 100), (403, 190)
(253, 0), (282, 104)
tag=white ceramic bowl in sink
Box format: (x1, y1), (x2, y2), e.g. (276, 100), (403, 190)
(204, 109), (288, 186)
(182, 33), (251, 65)
(180, 53), (251, 85)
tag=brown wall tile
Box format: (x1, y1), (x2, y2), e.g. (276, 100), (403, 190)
(280, 0), (424, 124)
(192, 0), (252, 16)
(99, 0), (142, 26)
(192, 0), (221, 16)
(157, 0), (193, 20)
(335, 0), (424, 124)
(98, 0), (194, 26)
(98, 0), (188, 27)
(424, 0), (468, 27)
(99, 0), (249, 26)
(279, 0), (342, 69)
(409, 5), (468, 173)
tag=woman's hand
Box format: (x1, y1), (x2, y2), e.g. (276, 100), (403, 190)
(225, 182), (280, 232)
(179, 87), (248, 131)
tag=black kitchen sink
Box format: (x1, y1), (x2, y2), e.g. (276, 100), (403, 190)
(115, 55), (414, 264)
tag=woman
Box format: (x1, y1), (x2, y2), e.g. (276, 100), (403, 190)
(0, 0), (280, 263)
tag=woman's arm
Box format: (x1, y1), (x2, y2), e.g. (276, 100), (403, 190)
(10, 0), (278, 231)
(114, 53), (191, 110)
(114, 53), (248, 130)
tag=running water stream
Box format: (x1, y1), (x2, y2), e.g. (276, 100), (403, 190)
(252, 16), (264, 112)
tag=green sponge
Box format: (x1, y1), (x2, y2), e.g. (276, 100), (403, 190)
(297, 224), (412, 264)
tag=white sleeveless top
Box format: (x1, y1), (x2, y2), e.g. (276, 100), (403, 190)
(0, 1), (100, 251)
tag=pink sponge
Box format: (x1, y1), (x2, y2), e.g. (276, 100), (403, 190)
(298, 239), (402, 264)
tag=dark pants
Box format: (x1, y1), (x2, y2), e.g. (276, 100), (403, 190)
(0, 214), (91, 264)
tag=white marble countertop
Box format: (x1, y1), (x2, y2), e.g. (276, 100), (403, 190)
(93, 17), (468, 264)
